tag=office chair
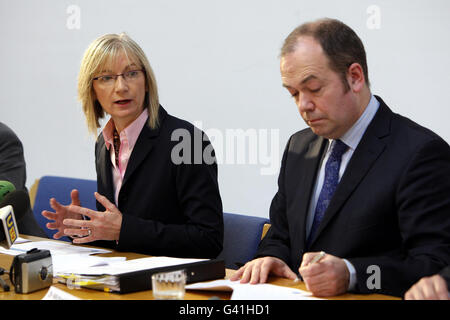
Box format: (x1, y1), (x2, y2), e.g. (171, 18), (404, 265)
(217, 212), (269, 269)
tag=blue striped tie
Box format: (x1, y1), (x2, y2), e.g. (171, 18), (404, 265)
(307, 139), (348, 248)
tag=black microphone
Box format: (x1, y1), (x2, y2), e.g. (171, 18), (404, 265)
(0, 190), (30, 248)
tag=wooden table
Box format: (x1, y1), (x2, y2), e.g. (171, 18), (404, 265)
(0, 236), (400, 300)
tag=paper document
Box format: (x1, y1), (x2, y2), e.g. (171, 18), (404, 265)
(42, 286), (82, 300)
(66, 256), (207, 276)
(230, 282), (322, 300)
(186, 279), (235, 292)
(52, 255), (126, 275)
(0, 240), (111, 256)
(186, 279), (323, 300)
(14, 236), (31, 244)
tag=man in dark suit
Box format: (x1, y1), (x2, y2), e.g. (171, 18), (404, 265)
(0, 122), (46, 237)
(231, 18), (450, 297)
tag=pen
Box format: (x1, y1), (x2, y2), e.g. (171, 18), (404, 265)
(294, 251), (326, 283)
(308, 251), (326, 265)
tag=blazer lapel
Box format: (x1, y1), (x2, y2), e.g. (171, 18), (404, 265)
(96, 138), (114, 203)
(122, 107), (166, 186)
(309, 99), (392, 246)
(290, 135), (328, 249)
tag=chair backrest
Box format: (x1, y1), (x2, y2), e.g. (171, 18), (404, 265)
(32, 175), (97, 242)
(217, 212), (269, 269)
(261, 223), (271, 240)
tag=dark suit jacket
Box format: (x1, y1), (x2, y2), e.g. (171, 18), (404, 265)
(0, 122), (46, 237)
(93, 106), (223, 259)
(439, 266), (450, 289)
(257, 96), (450, 297)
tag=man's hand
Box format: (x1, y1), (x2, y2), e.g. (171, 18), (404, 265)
(299, 252), (349, 297)
(230, 256), (297, 284)
(404, 274), (449, 300)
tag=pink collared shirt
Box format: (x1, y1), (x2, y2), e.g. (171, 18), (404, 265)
(102, 109), (149, 206)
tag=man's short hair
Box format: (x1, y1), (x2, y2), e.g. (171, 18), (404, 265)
(281, 18), (370, 90)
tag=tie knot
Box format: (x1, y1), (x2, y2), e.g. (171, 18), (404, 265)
(330, 139), (348, 159)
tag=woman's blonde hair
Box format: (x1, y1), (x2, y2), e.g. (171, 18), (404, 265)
(78, 33), (159, 134)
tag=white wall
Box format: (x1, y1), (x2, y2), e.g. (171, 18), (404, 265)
(1, 0), (449, 218)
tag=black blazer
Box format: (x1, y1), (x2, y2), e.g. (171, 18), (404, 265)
(439, 266), (450, 289)
(93, 106), (223, 258)
(257, 96), (450, 297)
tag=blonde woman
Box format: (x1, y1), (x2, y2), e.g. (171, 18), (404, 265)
(42, 33), (223, 258)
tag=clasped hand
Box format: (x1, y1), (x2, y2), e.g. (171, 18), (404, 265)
(41, 190), (122, 244)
